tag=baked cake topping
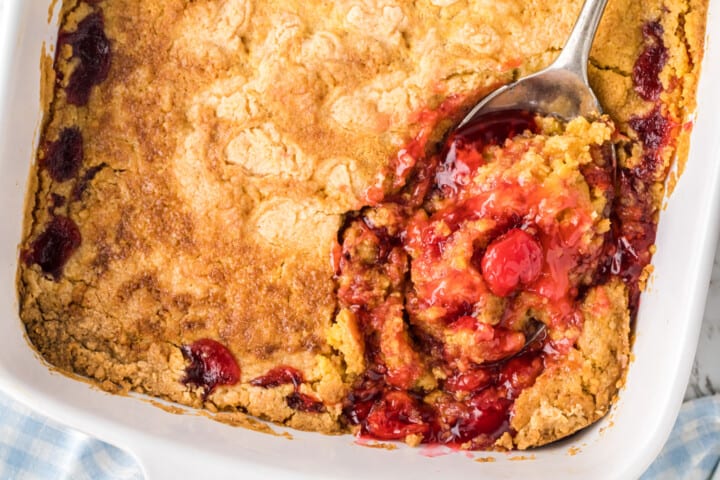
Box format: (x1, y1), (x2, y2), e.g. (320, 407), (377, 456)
(18, 0), (708, 451)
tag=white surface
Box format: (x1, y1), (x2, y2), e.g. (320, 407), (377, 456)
(0, 1), (718, 479)
(686, 241), (720, 400)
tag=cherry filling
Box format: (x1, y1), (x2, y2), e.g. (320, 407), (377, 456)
(250, 366), (326, 413)
(181, 339), (240, 399)
(250, 366), (303, 388)
(286, 392), (327, 413)
(22, 216), (82, 279)
(436, 110), (537, 195)
(337, 109), (609, 447)
(337, 87), (672, 447)
(57, 10), (112, 106)
(481, 229), (544, 297)
(42, 127), (84, 182)
(602, 20), (674, 313)
(344, 350), (547, 445)
(23, 5), (111, 282)
(628, 105), (675, 181)
(633, 21), (668, 102)
(364, 391), (435, 440)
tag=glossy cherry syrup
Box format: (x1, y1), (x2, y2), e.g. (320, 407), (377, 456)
(340, 110), (553, 447)
(436, 109), (537, 195)
(633, 21), (668, 102)
(481, 228), (544, 297)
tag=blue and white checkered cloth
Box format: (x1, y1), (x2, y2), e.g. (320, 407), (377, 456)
(0, 391), (717, 479)
(0, 392), (142, 480)
(641, 395), (720, 480)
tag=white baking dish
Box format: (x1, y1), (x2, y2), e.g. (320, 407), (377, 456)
(1, 1), (719, 478)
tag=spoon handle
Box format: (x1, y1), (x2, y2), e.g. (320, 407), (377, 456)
(553, 0), (610, 81)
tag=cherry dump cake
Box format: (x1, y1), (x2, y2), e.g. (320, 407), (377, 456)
(18, 0), (708, 450)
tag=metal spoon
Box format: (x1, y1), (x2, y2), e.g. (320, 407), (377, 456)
(457, 0), (609, 127)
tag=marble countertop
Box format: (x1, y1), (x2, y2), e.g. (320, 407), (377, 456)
(686, 239), (720, 400)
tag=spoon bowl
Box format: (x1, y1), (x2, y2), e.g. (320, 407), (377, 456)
(458, 0), (609, 128)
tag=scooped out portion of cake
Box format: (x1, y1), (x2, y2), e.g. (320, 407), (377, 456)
(18, 0), (707, 450)
(336, 113), (629, 448)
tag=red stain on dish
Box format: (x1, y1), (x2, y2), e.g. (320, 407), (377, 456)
(42, 127), (83, 182)
(633, 21), (668, 102)
(419, 444), (455, 457)
(419, 443), (476, 457)
(181, 339), (240, 398)
(22, 216), (81, 279)
(250, 366), (326, 413)
(57, 11), (112, 106)
(481, 229), (544, 297)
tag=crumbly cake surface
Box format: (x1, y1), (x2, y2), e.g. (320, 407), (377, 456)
(19, 0), (708, 448)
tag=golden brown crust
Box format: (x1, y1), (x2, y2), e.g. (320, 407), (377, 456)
(19, 0), (708, 444)
(507, 279), (630, 449)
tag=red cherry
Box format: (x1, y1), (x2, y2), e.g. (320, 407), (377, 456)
(181, 339), (240, 398)
(481, 229), (543, 297)
(364, 391), (432, 440)
(58, 12), (112, 106)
